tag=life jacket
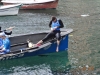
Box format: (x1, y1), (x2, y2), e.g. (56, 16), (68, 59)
(49, 19), (64, 28)
(52, 20), (60, 30)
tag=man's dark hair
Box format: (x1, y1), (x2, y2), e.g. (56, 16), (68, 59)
(51, 16), (57, 21)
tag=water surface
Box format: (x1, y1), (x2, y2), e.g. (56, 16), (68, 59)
(0, 0), (100, 75)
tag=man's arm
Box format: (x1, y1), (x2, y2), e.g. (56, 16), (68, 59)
(4, 31), (12, 35)
(4, 26), (15, 35)
(49, 20), (52, 28)
(59, 19), (64, 28)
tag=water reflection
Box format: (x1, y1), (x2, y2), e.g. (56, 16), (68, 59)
(19, 9), (59, 16)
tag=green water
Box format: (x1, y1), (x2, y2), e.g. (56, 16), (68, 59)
(0, 0), (100, 74)
(0, 51), (70, 75)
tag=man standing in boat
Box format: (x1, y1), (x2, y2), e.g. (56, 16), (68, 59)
(36, 16), (64, 52)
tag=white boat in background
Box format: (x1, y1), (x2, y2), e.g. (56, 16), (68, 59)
(0, 4), (21, 16)
(1, 0), (59, 9)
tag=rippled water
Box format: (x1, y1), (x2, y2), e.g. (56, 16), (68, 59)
(0, 0), (100, 75)
(0, 51), (70, 75)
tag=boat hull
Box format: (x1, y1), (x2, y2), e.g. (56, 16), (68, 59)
(2, 0), (58, 9)
(0, 35), (68, 61)
(0, 29), (73, 61)
(0, 7), (19, 16)
(0, 4), (21, 16)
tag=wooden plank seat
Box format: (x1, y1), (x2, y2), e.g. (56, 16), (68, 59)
(10, 42), (39, 54)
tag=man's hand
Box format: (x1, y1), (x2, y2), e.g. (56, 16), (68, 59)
(0, 50), (3, 52)
(51, 27), (58, 31)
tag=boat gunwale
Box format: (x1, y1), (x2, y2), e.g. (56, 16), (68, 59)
(1, 0), (57, 4)
(10, 28), (73, 38)
(0, 4), (21, 10)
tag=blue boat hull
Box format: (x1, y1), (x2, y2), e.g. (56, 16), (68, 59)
(21, 35), (68, 57)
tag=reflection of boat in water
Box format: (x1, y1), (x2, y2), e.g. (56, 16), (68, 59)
(1, 0), (59, 9)
(0, 29), (73, 61)
(0, 4), (21, 16)
(19, 9), (58, 15)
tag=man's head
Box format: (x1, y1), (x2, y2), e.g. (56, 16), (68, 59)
(51, 16), (57, 22)
(0, 32), (6, 39)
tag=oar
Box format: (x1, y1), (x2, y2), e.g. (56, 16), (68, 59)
(5, 26), (15, 31)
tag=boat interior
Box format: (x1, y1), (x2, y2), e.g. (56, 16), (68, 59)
(10, 32), (49, 53)
(9, 29), (73, 53)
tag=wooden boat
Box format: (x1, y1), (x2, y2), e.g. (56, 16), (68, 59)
(1, 0), (59, 9)
(0, 29), (73, 61)
(0, 4), (21, 16)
